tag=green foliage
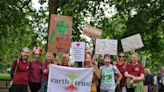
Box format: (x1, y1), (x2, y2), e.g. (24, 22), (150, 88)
(0, 0), (163, 73)
(0, 0), (41, 69)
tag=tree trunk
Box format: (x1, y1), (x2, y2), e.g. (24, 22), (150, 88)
(47, 0), (57, 51)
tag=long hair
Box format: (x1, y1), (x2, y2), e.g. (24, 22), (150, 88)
(131, 52), (140, 63)
(43, 52), (54, 63)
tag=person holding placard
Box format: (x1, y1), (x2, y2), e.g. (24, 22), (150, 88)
(116, 52), (128, 92)
(125, 53), (145, 92)
(84, 52), (101, 92)
(100, 54), (122, 92)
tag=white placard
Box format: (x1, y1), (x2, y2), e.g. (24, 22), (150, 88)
(121, 33), (144, 52)
(71, 42), (85, 62)
(95, 39), (118, 55)
(47, 65), (93, 92)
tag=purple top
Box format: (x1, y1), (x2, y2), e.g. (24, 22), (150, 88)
(41, 61), (50, 81)
(29, 60), (42, 83)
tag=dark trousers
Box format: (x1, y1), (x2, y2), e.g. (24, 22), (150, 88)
(11, 84), (28, 92)
(127, 87), (134, 92)
(29, 82), (41, 92)
(158, 89), (164, 92)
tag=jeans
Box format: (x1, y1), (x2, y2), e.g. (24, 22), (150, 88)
(40, 81), (48, 92)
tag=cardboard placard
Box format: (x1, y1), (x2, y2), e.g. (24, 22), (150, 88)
(121, 33), (144, 52)
(83, 25), (103, 39)
(95, 39), (118, 55)
(48, 14), (72, 53)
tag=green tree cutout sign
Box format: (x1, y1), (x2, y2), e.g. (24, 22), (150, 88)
(49, 20), (69, 44)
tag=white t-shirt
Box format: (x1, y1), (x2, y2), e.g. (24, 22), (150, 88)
(100, 64), (119, 90)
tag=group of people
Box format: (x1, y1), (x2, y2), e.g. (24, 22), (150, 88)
(10, 47), (71, 92)
(85, 51), (145, 92)
(9, 47), (164, 92)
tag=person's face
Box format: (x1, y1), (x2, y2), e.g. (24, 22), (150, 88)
(21, 49), (30, 59)
(34, 53), (40, 59)
(119, 53), (125, 61)
(104, 61), (110, 66)
(104, 58), (111, 65)
(62, 57), (69, 66)
(46, 53), (53, 62)
(84, 58), (91, 66)
(161, 67), (164, 74)
(131, 54), (139, 64)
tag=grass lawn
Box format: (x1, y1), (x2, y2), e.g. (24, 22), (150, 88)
(0, 73), (10, 80)
(0, 73), (10, 89)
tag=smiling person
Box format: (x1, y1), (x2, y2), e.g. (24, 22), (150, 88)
(29, 47), (43, 92)
(10, 47), (30, 92)
(84, 53), (100, 92)
(40, 52), (54, 92)
(125, 53), (144, 92)
(61, 54), (70, 67)
(100, 54), (122, 92)
(116, 52), (128, 92)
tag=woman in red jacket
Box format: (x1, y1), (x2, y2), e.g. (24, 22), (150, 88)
(10, 47), (30, 92)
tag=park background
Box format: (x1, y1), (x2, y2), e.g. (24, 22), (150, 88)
(0, 0), (163, 90)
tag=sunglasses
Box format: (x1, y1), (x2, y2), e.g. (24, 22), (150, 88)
(119, 56), (125, 57)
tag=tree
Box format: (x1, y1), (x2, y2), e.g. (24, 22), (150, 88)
(0, 0), (38, 68)
(0, 0), (163, 72)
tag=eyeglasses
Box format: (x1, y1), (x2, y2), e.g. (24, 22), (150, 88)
(119, 56), (125, 58)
